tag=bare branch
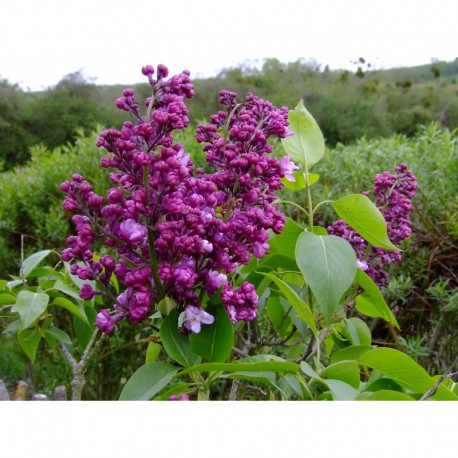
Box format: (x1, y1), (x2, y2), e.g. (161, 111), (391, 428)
(420, 356), (458, 401)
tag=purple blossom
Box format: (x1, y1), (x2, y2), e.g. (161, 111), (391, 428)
(183, 306), (215, 333)
(119, 220), (147, 243)
(356, 259), (369, 271)
(221, 282), (259, 323)
(169, 394), (189, 401)
(280, 156), (300, 181)
(96, 309), (115, 334)
(252, 241), (270, 259)
(328, 164), (417, 287)
(80, 284), (98, 300)
(60, 64), (289, 333)
(207, 270), (227, 292)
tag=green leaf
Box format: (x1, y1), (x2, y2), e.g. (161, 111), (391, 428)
(299, 361), (321, 379)
(281, 100), (325, 167)
(190, 306), (234, 362)
(278, 374), (310, 399)
(145, 342), (162, 363)
(72, 312), (95, 349)
(279, 297), (309, 336)
(365, 377), (403, 393)
(21, 250), (52, 278)
(17, 328), (41, 362)
(359, 390), (416, 401)
(26, 266), (60, 278)
(51, 279), (82, 301)
(6, 280), (24, 290)
(343, 317), (372, 345)
(160, 310), (200, 367)
(281, 173), (320, 191)
(325, 379), (360, 400)
(261, 273), (317, 336)
(45, 327), (72, 346)
(266, 296), (292, 337)
(12, 291), (49, 330)
(358, 348), (458, 400)
(295, 232), (356, 321)
(51, 297), (89, 325)
(180, 361), (299, 376)
(2, 319), (22, 335)
(300, 361), (359, 400)
(331, 345), (372, 364)
(119, 362), (179, 400)
(281, 172), (306, 191)
(269, 218), (304, 259)
(225, 372), (276, 386)
(320, 361), (361, 389)
(354, 269), (399, 329)
(312, 226), (328, 236)
(257, 255), (300, 277)
(0, 293), (16, 305)
(306, 173), (320, 187)
(157, 296), (177, 316)
(332, 194), (398, 251)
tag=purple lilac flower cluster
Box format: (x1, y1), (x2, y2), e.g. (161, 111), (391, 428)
(328, 163), (417, 287)
(60, 65), (293, 334)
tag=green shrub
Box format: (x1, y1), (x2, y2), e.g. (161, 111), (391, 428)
(0, 130), (108, 276)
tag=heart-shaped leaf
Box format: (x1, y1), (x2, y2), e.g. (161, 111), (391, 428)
(296, 232), (356, 322)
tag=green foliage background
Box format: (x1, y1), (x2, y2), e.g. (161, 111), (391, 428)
(2, 58), (458, 168)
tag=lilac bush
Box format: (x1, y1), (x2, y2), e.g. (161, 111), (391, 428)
(328, 163), (418, 287)
(60, 64), (293, 334)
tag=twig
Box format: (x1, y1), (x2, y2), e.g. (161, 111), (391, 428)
(420, 355), (458, 401)
(245, 385), (267, 397)
(229, 379), (242, 401)
(59, 340), (77, 369)
(59, 329), (107, 400)
(232, 347), (249, 358)
(230, 323), (252, 400)
(294, 328), (329, 363)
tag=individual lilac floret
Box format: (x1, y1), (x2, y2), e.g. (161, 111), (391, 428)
(183, 305), (215, 333)
(80, 284), (98, 300)
(206, 270), (228, 294)
(280, 156), (300, 182)
(356, 259), (369, 271)
(96, 309), (115, 334)
(169, 394), (190, 401)
(119, 219), (147, 244)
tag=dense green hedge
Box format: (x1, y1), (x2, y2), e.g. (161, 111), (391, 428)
(0, 130), (108, 275)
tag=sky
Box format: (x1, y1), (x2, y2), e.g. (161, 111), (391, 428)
(1, 0), (457, 91)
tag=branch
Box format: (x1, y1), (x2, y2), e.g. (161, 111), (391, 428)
(420, 356), (458, 401)
(59, 340), (77, 369)
(59, 328), (106, 400)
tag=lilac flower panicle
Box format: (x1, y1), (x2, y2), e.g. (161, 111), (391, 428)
(60, 64), (290, 333)
(328, 164), (417, 287)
